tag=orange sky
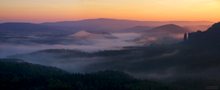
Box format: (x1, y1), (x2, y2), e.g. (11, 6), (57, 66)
(0, 0), (220, 22)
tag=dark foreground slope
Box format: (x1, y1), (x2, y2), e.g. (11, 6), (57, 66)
(0, 58), (174, 90)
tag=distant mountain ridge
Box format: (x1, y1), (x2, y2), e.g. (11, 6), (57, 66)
(43, 18), (213, 32)
(0, 22), (66, 35)
(0, 18), (213, 34)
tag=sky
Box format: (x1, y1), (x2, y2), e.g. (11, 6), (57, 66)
(0, 0), (220, 22)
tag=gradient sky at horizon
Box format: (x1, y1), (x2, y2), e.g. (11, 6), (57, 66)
(0, 0), (220, 22)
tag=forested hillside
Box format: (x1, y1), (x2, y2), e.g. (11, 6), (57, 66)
(0, 59), (174, 90)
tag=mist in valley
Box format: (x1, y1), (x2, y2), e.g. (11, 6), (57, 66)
(1, 0), (220, 89)
(1, 19), (219, 90)
(0, 27), (187, 80)
(0, 32), (143, 57)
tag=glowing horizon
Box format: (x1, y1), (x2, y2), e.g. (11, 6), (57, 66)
(0, 0), (220, 22)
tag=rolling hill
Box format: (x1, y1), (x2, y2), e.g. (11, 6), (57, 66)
(0, 58), (174, 90)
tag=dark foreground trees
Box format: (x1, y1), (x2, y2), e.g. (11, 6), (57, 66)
(0, 59), (174, 90)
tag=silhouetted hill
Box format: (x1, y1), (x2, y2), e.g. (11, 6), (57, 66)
(207, 22), (220, 32)
(135, 24), (189, 44)
(185, 22), (220, 46)
(148, 24), (188, 34)
(0, 58), (174, 90)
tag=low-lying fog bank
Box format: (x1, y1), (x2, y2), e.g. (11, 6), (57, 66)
(0, 33), (143, 58)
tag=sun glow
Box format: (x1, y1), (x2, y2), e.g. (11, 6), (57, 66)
(0, 0), (220, 22)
